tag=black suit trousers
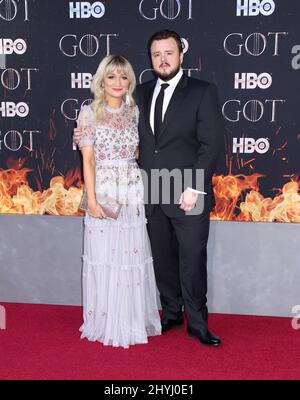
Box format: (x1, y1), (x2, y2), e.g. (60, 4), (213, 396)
(146, 205), (210, 332)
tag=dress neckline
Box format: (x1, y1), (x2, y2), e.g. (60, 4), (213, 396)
(105, 102), (125, 114)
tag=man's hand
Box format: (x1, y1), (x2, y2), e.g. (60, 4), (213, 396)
(179, 189), (198, 211)
(73, 127), (83, 145)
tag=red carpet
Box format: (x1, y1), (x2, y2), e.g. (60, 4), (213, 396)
(0, 302), (299, 380)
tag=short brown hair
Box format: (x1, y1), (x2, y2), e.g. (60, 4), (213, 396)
(148, 30), (184, 54)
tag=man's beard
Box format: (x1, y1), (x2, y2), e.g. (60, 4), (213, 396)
(155, 65), (181, 82)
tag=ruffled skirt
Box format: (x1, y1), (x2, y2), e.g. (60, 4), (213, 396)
(80, 199), (161, 348)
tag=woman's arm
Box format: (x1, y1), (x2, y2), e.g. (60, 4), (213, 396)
(81, 146), (106, 218)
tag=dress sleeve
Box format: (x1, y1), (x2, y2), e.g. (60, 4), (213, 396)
(75, 105), (96, 149)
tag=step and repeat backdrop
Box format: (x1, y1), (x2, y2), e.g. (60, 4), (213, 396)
(0, 0), (299, 222)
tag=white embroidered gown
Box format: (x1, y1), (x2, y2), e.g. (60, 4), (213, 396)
(76, 102), (161, 348)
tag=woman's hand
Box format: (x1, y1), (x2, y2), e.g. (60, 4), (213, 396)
(87, 201), (107, 219)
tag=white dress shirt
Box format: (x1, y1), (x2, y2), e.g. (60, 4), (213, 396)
(150, 69), (184, 132)
(150, 69), (205, 195)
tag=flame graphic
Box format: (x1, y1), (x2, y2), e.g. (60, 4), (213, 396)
(0, 167), (83, 216)
(0, 168), (299, 222)
(211, 174), (300, 223)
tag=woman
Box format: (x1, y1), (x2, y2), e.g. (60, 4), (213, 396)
(75, 55), (161, 348)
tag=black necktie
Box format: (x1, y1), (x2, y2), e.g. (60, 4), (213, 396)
(154, 83), (169, 139)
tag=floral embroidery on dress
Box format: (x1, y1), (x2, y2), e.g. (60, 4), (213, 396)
(93, 103), (139, 161)
(76, 103), (142, 204)
(76, 102), (139, 160)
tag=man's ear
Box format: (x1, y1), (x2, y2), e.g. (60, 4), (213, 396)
(180, 52), (184, 65)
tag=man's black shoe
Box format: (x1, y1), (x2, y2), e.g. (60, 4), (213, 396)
(187, 326), (221, 346)
(161, 317), (184, 333)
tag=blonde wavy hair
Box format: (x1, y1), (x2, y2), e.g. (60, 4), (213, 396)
(90, 55), (136, 122)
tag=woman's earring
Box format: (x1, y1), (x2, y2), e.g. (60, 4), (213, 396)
(125, 91), (130, 106)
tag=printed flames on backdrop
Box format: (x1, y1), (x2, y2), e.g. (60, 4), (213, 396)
(0, 161), (299, 222)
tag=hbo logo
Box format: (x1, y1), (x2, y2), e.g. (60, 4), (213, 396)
(69, 1), (105, 18)
(236, 0), (275, 16)
(71, 72), (93, 88)
(0, 102), (29, 117)
(233, 137), (269, 154)
(234, 72), (272, 89)
(0, 38), (27, 54)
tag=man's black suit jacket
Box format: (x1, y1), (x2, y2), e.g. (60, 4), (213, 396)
(135, 73), (223, 217)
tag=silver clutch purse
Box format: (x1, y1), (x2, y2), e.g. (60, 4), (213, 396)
(78, 189), (122, 220)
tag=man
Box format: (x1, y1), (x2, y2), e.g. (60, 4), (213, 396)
(135, 30), (223, 346)
(75, 30), (224, 346)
